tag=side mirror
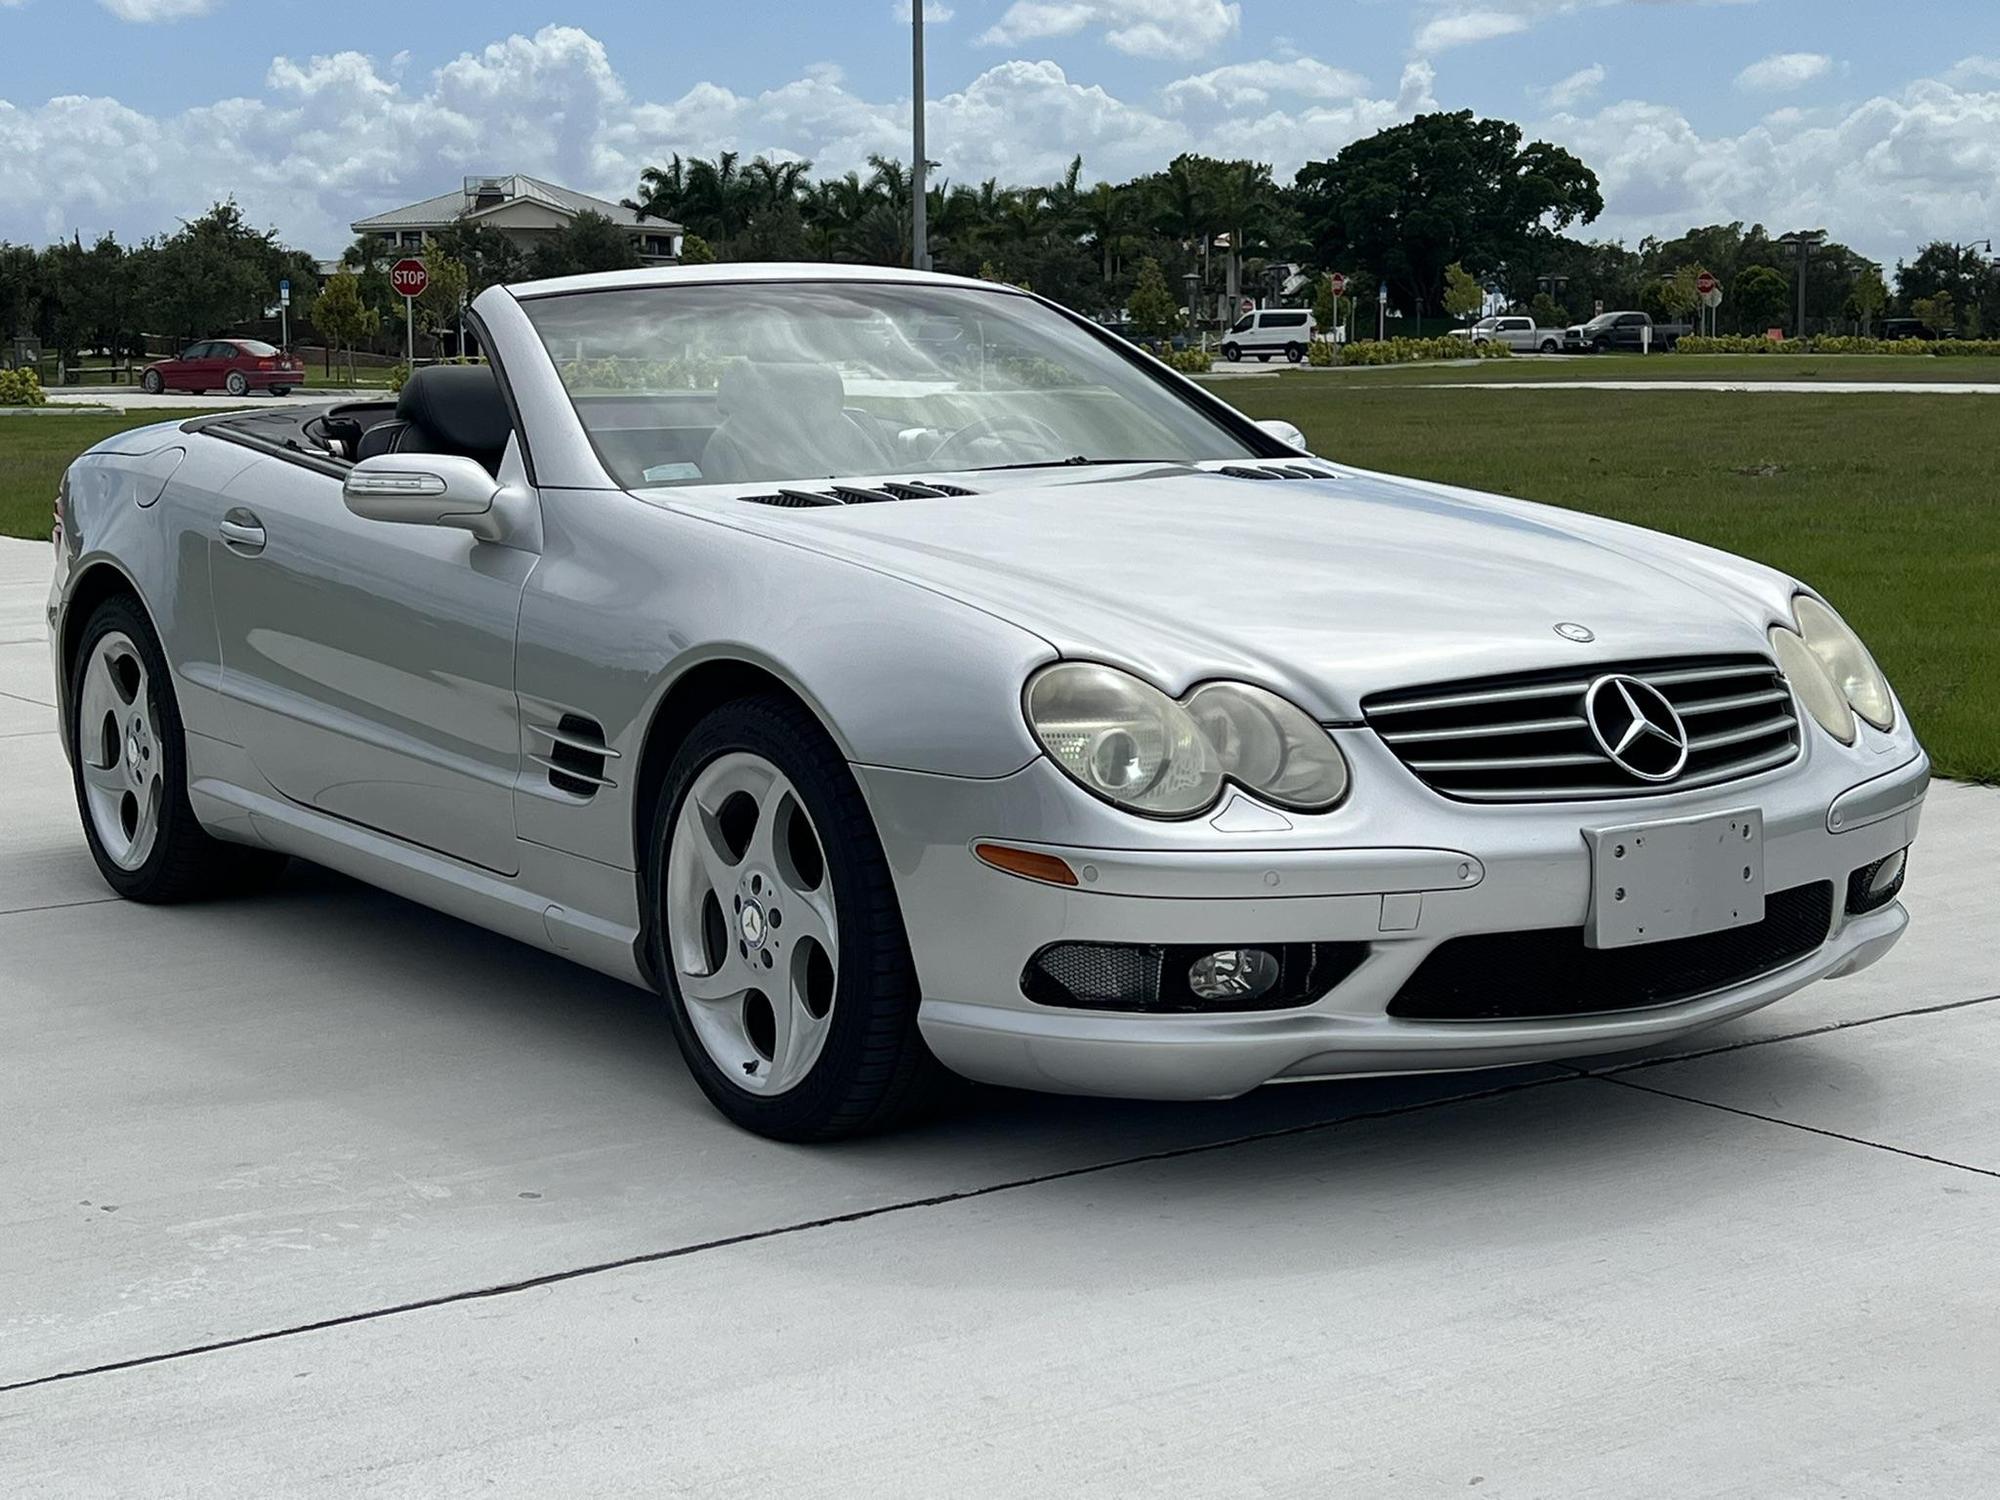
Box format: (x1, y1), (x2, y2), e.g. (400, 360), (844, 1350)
(344, 454), (505, 542)
(1254, 418), (1311, 454)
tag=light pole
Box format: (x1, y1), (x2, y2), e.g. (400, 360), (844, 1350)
(1777, 230), (1825, 338)
(911, 4), (928, 272)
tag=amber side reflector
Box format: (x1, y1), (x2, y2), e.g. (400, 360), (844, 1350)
(974, 843), (1080, 887)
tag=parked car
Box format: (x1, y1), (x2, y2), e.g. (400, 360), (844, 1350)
(1563, 312), (1689, 353)
(50, 263), (1926, 1141)
(140, 339), (304, 396)
(1220, 308), (1315, 363)
(1454, 315), (1565, 353)
(1880, 318), (1944, 342)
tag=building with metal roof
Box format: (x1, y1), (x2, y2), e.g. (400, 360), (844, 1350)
(351, 175), (683, 263)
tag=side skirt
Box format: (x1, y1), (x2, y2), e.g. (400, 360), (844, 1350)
(187, 732), (648, 990)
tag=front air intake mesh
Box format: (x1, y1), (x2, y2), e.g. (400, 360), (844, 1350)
(1387, 882), (1835, 1021)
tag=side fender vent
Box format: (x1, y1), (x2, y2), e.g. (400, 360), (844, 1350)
(740, 479), (979, 508)
(1215, 463), (1339, 482)
(530, 714), (618, 799)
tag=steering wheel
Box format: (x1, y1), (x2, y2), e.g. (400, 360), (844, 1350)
(926, 411), (1071, 469)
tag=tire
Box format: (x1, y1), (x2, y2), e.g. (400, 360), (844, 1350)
(1540, 340), (1559, 354)
(648, 694), (943, 1141)
(1221, 343), (1241, 363)
(67, 595), (287, 903)
(225, 371), (249, 397)
(140, 370), (163, 395)
(271, 386), (293, 396)
(1285, 344), (1304, 363)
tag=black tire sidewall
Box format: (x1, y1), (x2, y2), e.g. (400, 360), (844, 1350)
(647, 696), (929, 1140)
(226, 373), (248, 396)
(1286, 344), (1303, 362)
(1222, 344), (1240, 362)
(141, 371), (163, 394)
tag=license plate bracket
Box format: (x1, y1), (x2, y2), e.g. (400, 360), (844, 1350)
(1585, 808), (1765, 949)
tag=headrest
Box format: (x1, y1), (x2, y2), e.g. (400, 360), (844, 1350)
(715, 361), (844, 421)
(396, 365), (513, 458)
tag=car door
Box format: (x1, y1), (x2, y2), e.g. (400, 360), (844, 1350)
(163, 344), (205, 391)
(208, 445), (535, 874)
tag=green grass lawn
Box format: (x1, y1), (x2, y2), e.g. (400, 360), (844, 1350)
(1212, 381), (2000, 784)
(1246, 353), (2000, 386)
(0, 408), (214, 540)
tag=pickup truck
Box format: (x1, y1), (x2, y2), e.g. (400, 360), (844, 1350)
(1451, 314), (1564, 352)
(1563, 311), (1689, 353)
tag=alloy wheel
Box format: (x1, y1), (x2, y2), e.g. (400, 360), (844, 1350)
(76, 630), (164, 871)
(666, 751), (840, 1097)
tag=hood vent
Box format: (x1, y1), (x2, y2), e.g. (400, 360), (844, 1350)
(1214, 463), (1339, 482)
(741, 479), (978, 508)
(530, 714), (618, 799)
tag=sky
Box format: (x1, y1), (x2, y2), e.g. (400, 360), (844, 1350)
(2, 0), (1998, 265)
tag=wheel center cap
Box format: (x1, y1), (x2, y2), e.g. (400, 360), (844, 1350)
(738, 898), (767, 950)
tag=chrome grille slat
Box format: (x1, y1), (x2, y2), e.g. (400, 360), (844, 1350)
(1363, 654), (1801, 803)
(1378, 714), (1589, 745)
(1675, 688), (1790, 716)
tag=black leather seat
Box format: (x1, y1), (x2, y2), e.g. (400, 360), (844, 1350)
(355, 365), (514, 474)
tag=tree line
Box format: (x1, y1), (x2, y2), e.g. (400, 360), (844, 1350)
(5, 109), (1998, 370)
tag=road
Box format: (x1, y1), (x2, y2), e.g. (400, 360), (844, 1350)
(2, 534), (1996, 1495)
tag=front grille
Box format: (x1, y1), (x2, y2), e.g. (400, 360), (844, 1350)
(1388, 881), (1835, 1021)
(1363, 654), (1800, 802)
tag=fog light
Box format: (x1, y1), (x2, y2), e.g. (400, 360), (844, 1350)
(1846, 847), (1910, 916)
(1188, 948), (1281, 1003)
(1868, 849), (1907, 898)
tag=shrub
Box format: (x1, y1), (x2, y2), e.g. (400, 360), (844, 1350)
(1674, 334), (2000, 358)
(0, 365), (47, 406)
(386, 361), (412, 393)
(1307, 339), (1336, 367)
(1336, 337), (1512, 366)
(1161, 347), (1213, 374)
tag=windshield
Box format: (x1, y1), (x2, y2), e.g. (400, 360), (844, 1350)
(519, 281), (1262, 489)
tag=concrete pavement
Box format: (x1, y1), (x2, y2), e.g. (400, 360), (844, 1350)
(2, 535), (1996, 1496)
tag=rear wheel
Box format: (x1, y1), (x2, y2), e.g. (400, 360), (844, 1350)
(68, 596), (286, 902)
(649, 695), (942, 1141)
(140, 370), (163, 394)
(225, 371), (249, 397)
(1540, 339), (1560, 353)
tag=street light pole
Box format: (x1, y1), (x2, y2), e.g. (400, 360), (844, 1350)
(1778, 230), (1824, 339)
(911, 5), (928, 272)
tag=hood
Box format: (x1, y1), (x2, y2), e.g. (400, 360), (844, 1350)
(672, 465), (1799, 722)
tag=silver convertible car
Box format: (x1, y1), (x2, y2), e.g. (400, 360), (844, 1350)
(48, 264), (1928, 1140)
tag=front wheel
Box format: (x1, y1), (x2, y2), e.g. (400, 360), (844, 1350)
(1285, 344), (1304, 363)
(140, 370), (163, 394)
(225, 371), (249, 397)
(1221, 343), (1241, 363)
(68, 596), (286, 902)
(649, 695), (942, 1140)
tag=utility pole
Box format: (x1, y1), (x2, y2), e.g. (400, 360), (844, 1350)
(911, 4), (928, 272)
(1778, 230), (1824, 338)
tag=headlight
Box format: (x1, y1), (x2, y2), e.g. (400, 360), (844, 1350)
(1025, 664), (1348, 818)
(1025, 664), (1222, 817)
(1184, 681), (1349, 811)
(1793, 595), (1895, 732)
(1769, 595), (1895, 744)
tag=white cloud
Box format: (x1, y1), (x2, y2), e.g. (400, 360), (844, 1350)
(97, 0), (221, 18)
(978, 0), (1240, 61)
(1944, 55), (2000, 86)
(1535, 64), (1606, 109)
(1163, 57), (1371, 114)
(1414, 10), (1530, 52)
(1735, 51), (1833, 93)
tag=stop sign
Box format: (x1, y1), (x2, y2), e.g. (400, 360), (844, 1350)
(1329, 272), (1348, 297)
(391, 258), (430, 300)
(1696, 270), (1719, 297)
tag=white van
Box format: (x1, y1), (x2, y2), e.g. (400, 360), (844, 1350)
(1220, 308), (1316, 363)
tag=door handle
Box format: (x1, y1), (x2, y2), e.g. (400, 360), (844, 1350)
(219, 515), (266, 554)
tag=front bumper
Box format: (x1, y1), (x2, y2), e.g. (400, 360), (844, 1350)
(858, 728), (1928, 1100)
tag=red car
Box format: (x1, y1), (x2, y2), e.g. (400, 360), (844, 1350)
(140, 339), (303, 397)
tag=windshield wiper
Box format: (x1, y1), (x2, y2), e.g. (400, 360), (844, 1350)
(960, 457), (1176, 473)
